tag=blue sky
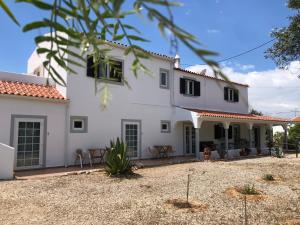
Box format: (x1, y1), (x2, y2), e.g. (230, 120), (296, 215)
(0, 0), (299, 118)
(0, 0), (292, 73)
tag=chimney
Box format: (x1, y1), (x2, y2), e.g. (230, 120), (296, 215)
(174, 54), (180, 68)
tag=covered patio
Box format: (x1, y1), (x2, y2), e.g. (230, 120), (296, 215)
(174, 108), (291, 160)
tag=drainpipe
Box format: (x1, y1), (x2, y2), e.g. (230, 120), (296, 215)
(64, 101), (70, 167)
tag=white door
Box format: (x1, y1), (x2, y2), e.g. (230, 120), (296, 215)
(122, 121), (140, 159)
(184, 124), (195, 155)
(13, 118), (44, 169)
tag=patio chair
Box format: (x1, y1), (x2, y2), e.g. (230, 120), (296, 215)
(74, 149), (85, 168)
(148, 146), (160, 158)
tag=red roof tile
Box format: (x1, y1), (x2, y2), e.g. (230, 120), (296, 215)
(175, 68), (249, 87)
(187, 108), (290, 123)
(292, 116), (300, 122)
(0, 80), (66, 100)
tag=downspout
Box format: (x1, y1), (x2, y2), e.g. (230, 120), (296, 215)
(64, 101), (70, 167)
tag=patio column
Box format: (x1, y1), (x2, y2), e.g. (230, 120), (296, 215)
(223, 122), (230, 158)
(247, 123), (253, 149)
(194, 119), (203, 160)
(282, 124), (288, 151)
(195, 128), (200, 159)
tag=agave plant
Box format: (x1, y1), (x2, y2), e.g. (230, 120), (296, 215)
(105, 138), (132, 176)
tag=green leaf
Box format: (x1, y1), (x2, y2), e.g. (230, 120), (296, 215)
(0, 0), (19, 25)
(127, 35), (149, 42)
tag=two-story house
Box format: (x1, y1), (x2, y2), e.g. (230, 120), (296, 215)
(0, 40), (293, 170)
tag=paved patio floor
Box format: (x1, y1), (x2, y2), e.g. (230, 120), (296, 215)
(14, 156), (197, 180)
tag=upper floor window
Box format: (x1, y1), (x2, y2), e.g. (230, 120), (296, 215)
(180, 78), (200, 96)
(87, 56), (123, 83)
(160, 69), (169, 89)
(224, 87), (239, 102)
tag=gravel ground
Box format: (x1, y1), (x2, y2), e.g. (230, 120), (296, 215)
(0, 155), (299, 225)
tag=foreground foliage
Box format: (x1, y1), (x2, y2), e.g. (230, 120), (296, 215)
(105, 138), (132, 176)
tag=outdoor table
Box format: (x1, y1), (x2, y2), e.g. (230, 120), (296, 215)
(153, 145), (173, 158)
(88, 148), (107, 167)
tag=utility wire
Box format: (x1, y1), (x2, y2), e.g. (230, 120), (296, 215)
(181, 38), (276, 66)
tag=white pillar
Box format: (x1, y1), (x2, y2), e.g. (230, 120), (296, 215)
(223, 122), (230, 158)
(247, 123), (253, 149)
(195, 128), (200, 159)
(282, 124), (288, 151)
(194, 119), (203, 160)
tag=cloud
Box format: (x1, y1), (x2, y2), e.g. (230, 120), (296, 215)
(221, 61), (255, 71)
(186, 62), (300, 119)
(207, 29), (221, 34)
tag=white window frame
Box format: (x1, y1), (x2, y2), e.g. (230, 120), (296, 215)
(161, 120), (171, 133)
(99, 58), (124, 83)
(70, 116), (88, 133)
(72, 119), (84, 131)
(159, 69), (169, 89)
(185, 79), (194, 96)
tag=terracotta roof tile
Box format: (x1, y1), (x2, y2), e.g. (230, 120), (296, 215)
(0, 80), (66, 100)
(292, 116), (300, 122)
(175, 68), (249, 87)
(187, 108), (290, 123)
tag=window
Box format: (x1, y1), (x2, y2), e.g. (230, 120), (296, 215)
(179, 78), (200, 96)
(160, 69), (169, 89)
(70, 116), (88, 133)
(161, 121), (171, 133)
(87, 56), (123, 83)
(224, 87), (239, 102)
(73, 120), (83, 130)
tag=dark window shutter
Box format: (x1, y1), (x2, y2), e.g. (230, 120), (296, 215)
(228, 126), (233, 139)
(194, 81), (201, 96)
(234, 89), (239, 102)
(224, 87), (229, 100)
(214, 125), (221, 139)
(180, 78), (186, 94)
(86, 55), (94, 77)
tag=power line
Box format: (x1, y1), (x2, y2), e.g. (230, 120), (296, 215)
(181, 38), (276, 67)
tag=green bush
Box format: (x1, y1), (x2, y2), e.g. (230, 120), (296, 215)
(240, 184), (259, 195)
(275, 147), (284, 158)
(105, 138), (132, 176)
(263, 174), (275, 181)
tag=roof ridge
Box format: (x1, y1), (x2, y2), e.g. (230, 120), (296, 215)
(175, 67), (249, 87)
(0, 79), (55, 88)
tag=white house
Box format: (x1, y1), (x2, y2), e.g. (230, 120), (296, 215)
(0, 40), (294, 170)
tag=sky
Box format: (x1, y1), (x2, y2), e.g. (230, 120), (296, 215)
(0, 0), (299, 119)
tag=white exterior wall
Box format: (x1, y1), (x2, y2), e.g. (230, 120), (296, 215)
(174, 70), (249, 114)
(0, 143), (14, 179)
(65, 45), (183, 163)
(0, 96), (67, 167)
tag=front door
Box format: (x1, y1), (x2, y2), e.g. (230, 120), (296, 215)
(13, 118), (44, 169)
(122, 121), (141, 159)
(184, 124), (195, 154)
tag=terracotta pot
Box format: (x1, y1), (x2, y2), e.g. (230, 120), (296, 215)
(203, 147), (211, 160)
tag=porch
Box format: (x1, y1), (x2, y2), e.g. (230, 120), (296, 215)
(174, 108), (291, 160)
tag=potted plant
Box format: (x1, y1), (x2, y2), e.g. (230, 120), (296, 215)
(203, 147), (211, 160)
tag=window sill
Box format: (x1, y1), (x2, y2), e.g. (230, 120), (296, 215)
(87, 77), (124, 86)
(182, 94), (200, 98)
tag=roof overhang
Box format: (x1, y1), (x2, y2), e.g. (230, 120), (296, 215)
(182, 108), (291, 128)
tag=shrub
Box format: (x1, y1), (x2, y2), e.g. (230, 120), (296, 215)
(105, 138), (132, 176)
(263, 174), (275, 181)
(275, 147), (284, 158)
(240, 184), (259, 195)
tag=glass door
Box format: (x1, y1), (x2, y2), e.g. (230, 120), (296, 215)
(122, 121), (140, 159)
(14, 118), (44, 169)
(184, 124), (195, 154)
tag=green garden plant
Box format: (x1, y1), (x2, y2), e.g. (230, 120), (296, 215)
(240, 184), (259, 195)
(263, 174), (275, 181)
(105, 138), (132, 176)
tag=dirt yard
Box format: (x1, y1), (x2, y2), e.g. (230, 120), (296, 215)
(0, 155), (299, 225)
